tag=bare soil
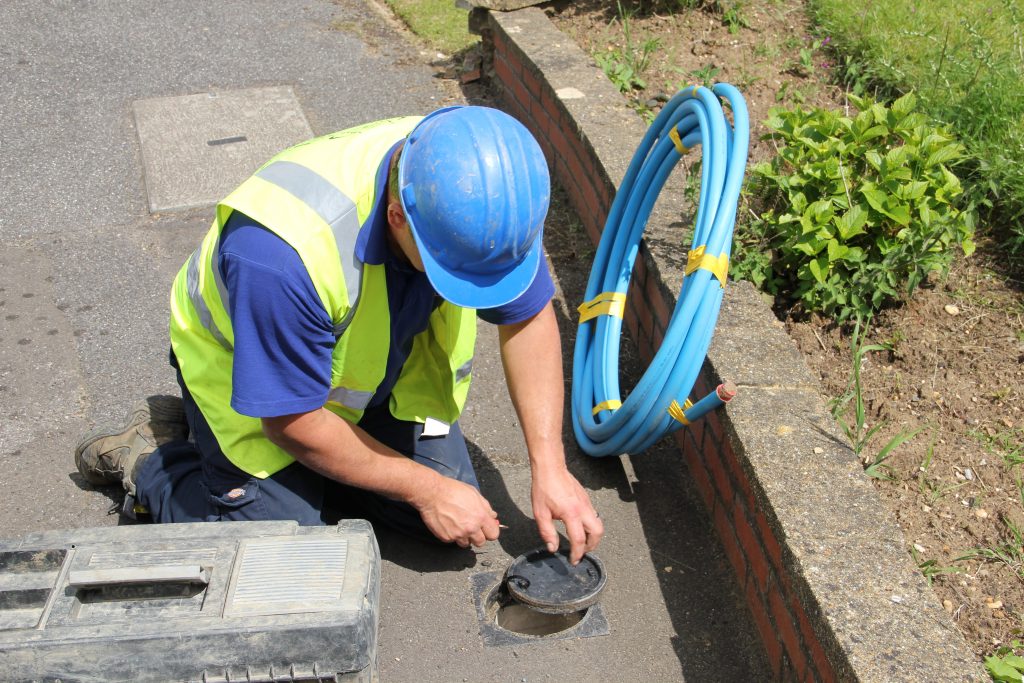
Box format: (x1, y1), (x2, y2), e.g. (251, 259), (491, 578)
(545, 0), (1024, 664)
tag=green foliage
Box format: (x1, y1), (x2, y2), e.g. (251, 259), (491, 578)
(827, 319), (922, 474)
(721, 3), (750, 34)
(959, 517), (1024, 581)
(988, 641), (1024, 682)
(594, 2), (661, 94)
(909, 546), (965, 586)
(807, 0), (1024, 253)
(735, 92), (977, 323)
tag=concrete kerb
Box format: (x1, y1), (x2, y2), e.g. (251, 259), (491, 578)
(474, 6), (986, 682)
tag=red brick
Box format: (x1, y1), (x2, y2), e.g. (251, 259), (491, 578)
(632, 252), (648, 289)
(705, 411), (725, 444)
(680, 433), (716, 511)
(793, 600), (838, 683)
(692, 372), (712, 398)
(645, 274), (673, 328)
(713, 502), (746, 580)
(769, 588), (808, 680)
(755, 511), (785, 574)
(567, 149), (591, 197)
(734, 499), (770, 593)
(549, 126), (571, 167)
(650, 320), (665, 351)
(723, 446), (756, 511)
(705, 449), (735, 507)
(510, 78), (531, 114)
(528, 98), (551, 140)
(746, 577), (783, 679)
(494, 54), (515, 91)
(540, 87), (559, 120)
(522, 66), (542, 98)
(635, 323), (653, 364)
(632, 293), (653, 339)
(501, 43), (523, 76)
(580, 174), (603, 222)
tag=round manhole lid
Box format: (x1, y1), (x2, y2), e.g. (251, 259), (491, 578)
(504, 547), (607, 614)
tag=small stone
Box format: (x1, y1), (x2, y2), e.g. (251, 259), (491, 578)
(964, 468), (974, 480)
(944, 304), (960, 315)
(890, 594), (903, 604)
(777, 425), (793, 436)
(922, 504), (932, 513)
(976, 508), (989, 519)
(813, 447), (824, 454)
(943, 599), (954, 613)
(481, 559), (492, 567)
(913, 543), (927, 553)
(664, 566), (673, 573)
(987, 599), (1004, 610)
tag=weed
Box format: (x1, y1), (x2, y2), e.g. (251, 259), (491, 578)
(973, 426), (1024, 469)
(825, 319), (924, 469)
(958, 517), (1024, 580)
(986, 640), (1024, 682)
(754, 41), (780, 60)
(688, 63), (721, 88)
(910, 546), (965, 586)
(594, 1), (661, 94)
(721, 2), (751, 34)
(919, 477), (969, 504)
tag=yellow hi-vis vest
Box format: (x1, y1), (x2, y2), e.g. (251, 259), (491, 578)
(169, 116), (478, 478)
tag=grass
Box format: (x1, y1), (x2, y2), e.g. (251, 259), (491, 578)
(382, 0), (477, 55)
(807, 0), (1024, 251)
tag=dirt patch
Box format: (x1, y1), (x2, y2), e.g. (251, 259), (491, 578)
(545, 0), (1024, 663)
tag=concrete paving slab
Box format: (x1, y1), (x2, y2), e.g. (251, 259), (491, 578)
(133, 87), (313, 212)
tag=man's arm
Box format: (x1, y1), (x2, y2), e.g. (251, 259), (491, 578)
(497, 301), (604, 564)
(262, 410), (500, 548)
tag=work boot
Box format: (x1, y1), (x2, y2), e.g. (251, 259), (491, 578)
(74, 395), (187, 495)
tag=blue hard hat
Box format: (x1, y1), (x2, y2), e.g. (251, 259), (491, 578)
(399, 106), (550, 309)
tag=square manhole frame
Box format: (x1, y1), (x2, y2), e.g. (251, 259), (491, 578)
(132, 86), (314, 214)
(471, 571), (610, 647)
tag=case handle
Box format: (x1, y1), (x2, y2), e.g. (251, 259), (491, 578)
(67, 564), (210, 588)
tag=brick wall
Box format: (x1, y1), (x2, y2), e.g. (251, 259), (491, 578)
(475, 6), (985, 682)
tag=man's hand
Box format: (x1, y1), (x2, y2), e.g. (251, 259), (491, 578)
(531, 464), (603, 564)
(414, 474), (501, 548)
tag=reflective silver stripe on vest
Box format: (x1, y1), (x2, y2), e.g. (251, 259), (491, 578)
(209, 235), (231, 321)
(255, 160), (364, 338)
(327, 386), (375, 411)
(186, 247), (232, 349)
(455, 359), (473, 383)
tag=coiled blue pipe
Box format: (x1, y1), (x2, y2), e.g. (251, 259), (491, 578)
(571, 83), (749, 457)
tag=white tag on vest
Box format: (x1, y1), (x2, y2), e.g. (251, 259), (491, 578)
(422, 417), (451, 438)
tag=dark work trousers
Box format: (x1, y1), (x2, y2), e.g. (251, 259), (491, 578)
(134, 357), (480, 541)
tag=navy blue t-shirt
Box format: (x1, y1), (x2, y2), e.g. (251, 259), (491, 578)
(218, 147), (555, 419)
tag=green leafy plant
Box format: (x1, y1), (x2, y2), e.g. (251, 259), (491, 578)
(687, 63), (720, 88)
(735, 92), (977, 323)
(958, 517), (1024, 581)
(594, 2), (661, 95)
(828, 319), (923, 473)
(909, 546), (965, 586)
(721, 2), (750, 34)
(987, 640), (1024, 683)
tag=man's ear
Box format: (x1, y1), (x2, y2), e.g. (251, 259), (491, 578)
(386, 200), (406, 232)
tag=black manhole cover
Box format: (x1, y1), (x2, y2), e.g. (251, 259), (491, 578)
(504, 547), (606, 614)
